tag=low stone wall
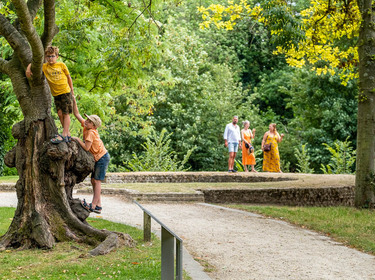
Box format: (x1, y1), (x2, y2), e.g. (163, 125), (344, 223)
(104, 172), (296, 183)
(1, 173), (355, 205)
(201, 186), (355, 207)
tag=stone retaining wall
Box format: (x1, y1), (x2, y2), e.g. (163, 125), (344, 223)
(201, 186), (355, 207)
(1, 173), (355, 206)
(104, 172), (295, 183)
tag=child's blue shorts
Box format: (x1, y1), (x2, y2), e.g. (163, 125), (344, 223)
(92, 152), (110, 181)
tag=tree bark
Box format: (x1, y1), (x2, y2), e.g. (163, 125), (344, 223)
(0, 0), (134, 252)
(1, 87), (134, 250)
(355, 0), (375, 208)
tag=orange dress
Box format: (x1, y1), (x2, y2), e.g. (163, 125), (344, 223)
(262, 134), (280, 172)
(242, 130), (255, 166)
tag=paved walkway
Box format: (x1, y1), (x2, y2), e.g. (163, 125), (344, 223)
(1, 192), (375, 280)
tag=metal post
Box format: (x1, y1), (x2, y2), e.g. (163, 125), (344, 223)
(161, 227), (175, 280)
(176, 239), (183, 280)
(144, 212), (151, 242)
(134, 200), (183, 280)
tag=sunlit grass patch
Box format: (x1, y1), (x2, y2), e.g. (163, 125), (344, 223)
(0, 176), (18, 183)
(0, 208), (162, 280)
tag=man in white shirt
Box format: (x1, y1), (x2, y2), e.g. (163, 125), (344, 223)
(223, 116), (241, 172)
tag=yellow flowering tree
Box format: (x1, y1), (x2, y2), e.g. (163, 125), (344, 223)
(198, 0), (359, 85)
(199, 0), (375, 208)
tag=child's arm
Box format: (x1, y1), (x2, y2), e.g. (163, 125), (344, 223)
(72, 95), (85, 123)
(72, 137), (92, 152)
(26, 64), (32, 78)
(67, 74), (74, 95)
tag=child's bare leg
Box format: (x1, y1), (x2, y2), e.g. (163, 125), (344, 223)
(91, 178), (102, 208)
(57, 109), (64, 127)
(244, 165), (249, 172)
(62, 113), (71, 137)
(51, 110), (65, 142)
(251, 165), (257, 172)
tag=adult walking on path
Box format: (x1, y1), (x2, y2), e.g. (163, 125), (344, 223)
(1, 192), (375, 280)
(224, 116), (241, 173)
(262, 123), (284, 172)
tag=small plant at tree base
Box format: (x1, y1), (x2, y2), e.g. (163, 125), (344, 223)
(126, 129), (195, 171)
(294, 144), (314, 173)
(320, 137), (356, 174)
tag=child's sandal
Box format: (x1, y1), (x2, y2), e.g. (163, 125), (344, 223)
(51, 134), (65, 144)
(81, 199), (90, 211)
(93, 206), (102, 214)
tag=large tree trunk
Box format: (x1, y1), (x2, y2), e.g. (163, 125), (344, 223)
(0, 72), (134, 254)
(355, 0), (375, 208)
(0, 0), (134, 253)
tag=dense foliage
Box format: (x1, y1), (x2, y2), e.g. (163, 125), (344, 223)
(0, 76), (19, 175)
(0, 0), (358, 174)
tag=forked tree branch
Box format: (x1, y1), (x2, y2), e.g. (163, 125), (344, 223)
(41, 0), (59, 48)
(12, 0), (45, 79)
(27, 0), (43, 20)
(0, 14), (31, 69)
(128, 0), (152, 31)
(143, 0), (162, 32)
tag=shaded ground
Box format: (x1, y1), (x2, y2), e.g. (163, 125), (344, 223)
(1, 191), (375, 280)
(1, 173), (368, 280)
(97, 198), (375, 280)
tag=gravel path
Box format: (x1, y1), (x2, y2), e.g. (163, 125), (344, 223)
(1, 192), (375, 280)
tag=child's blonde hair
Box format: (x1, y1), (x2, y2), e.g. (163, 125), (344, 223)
(45, 46), (59, 56)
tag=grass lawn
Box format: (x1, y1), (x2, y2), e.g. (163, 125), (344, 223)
(0, 176), (18, 183)
(226, 204), (375, 255)
(0, 207), (164, 280)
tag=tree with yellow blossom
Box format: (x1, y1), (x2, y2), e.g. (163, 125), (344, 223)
(199, 0), (375, 208)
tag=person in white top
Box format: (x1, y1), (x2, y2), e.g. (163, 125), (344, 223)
(223, 116), (241, 172)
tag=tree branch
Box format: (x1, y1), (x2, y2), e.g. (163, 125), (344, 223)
(41, 0), (59, 48)
(0, 14), (31, 69)
(128, 1), (152, 31)
(143, 0), (162, 32)
(27, 0), (43, 20)
(12, 0), (45, 79)
(0, 58), (10, 76)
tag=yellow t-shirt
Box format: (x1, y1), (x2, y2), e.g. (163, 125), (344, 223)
(42, 62), (71, 96)
(81, 120), (107, 162)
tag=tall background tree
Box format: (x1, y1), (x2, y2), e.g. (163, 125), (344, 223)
(197, 0), (373, 207)
(356, 0), (375, 207)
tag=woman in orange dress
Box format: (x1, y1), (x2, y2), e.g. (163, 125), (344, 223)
(241, 121), (256, 172)
(261, 123), (284, 172)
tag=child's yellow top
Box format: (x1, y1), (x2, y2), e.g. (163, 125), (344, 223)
(42, 62), (71, 96)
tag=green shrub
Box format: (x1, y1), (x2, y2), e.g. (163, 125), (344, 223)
(321, 137), (356, 174)
(126, 129), (196, 171)
(295, 144), (314, 173)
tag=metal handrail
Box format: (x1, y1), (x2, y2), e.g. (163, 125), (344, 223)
(133, 200), (183, 280)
